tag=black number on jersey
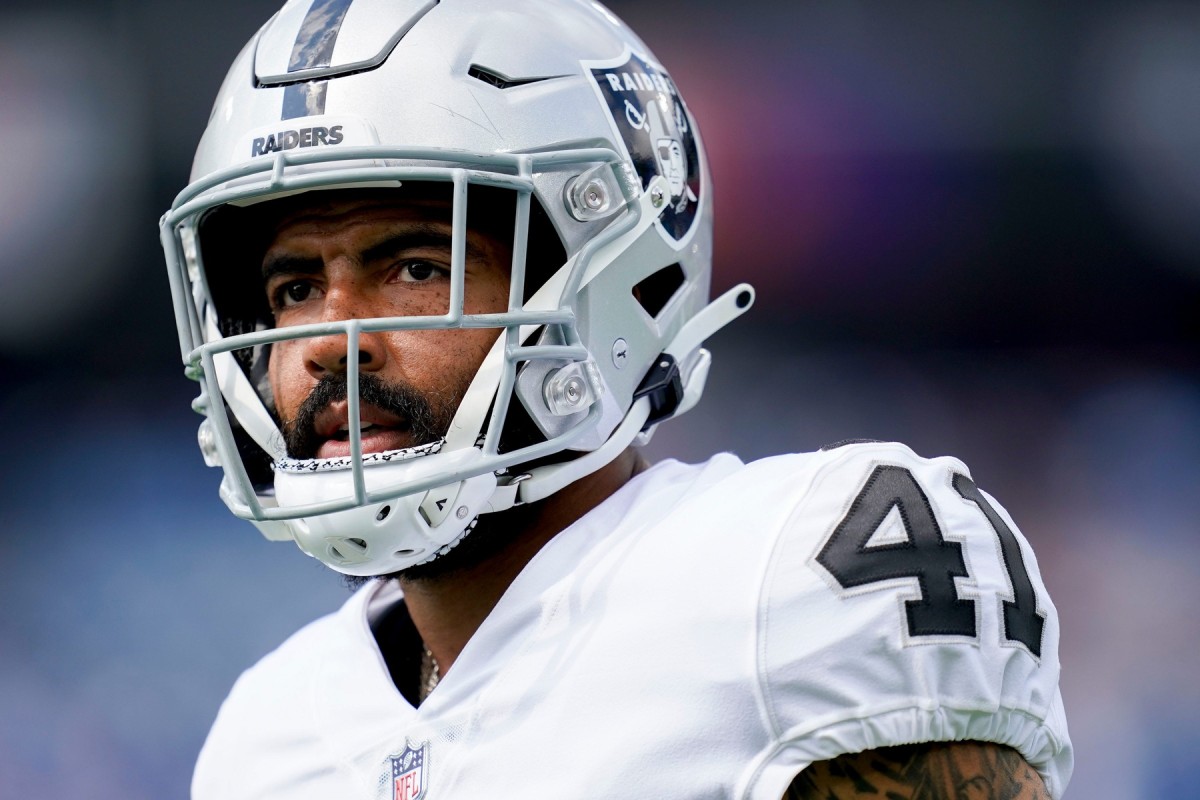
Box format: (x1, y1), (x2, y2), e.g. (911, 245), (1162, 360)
(952, 473), (1045, 656)
(816, 465), (975, 638)
(816, 465), (1045, 656)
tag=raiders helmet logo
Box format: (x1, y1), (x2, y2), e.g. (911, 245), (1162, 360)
(589, 53), (703, 243)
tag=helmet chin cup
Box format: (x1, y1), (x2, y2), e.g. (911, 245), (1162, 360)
(274, 449), (499, 576)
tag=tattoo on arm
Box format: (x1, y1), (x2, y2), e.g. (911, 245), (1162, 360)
(784, 741), (1050, 800)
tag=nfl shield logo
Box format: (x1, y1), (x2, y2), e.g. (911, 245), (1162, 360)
(389, 741), (428, 800)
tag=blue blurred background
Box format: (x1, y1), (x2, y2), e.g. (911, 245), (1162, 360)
(1, 1), (1197, 797)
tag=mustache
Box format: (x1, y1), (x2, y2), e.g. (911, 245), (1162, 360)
(282, 372), (453, 460)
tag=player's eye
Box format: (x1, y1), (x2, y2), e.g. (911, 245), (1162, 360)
(273, 280), (318, 308)
(396, 260), (449, 283)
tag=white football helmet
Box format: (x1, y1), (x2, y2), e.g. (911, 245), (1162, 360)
(160, 0), (753, 576)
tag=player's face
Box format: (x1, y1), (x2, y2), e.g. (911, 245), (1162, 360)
(261, 193), (511, 460)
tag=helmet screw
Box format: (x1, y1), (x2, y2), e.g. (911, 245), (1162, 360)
(543, 362), (600, 416)
(563, 376), (585, 405)
(566, 170), (614, 221)
(456, 506), (469, 520)
(611, 338), (629, 369)
(650, 186), (666, 208)
(583, 180), (607, 211)
(197, 419), (221, 467)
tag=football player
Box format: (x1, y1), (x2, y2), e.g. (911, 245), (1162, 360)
(160, 1), (1073, 797)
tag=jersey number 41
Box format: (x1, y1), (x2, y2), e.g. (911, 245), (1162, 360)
(816, 465), (1045, 657)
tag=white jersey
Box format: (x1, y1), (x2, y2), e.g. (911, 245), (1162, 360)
(193, 443), (1072, 799)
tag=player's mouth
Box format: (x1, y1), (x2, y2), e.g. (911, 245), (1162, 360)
(313, 401), (413, 459)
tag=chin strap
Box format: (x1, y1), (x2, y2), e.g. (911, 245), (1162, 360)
(486, 281), (756, 511)
(516, 395), (654, 505)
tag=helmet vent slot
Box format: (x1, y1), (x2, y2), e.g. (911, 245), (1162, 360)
(468, 65), (561, 90)
(633, 263), (686, 319)
(329, 538), (368, 563)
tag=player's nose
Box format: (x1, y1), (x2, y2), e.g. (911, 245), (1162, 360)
(302, 285), (389, 380)
(303, 332), (388, 380)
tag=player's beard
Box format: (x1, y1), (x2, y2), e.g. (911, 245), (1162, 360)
(279, 370), (552, 589)
(280, 371), (532, 589)
(281, 372), (454, 461)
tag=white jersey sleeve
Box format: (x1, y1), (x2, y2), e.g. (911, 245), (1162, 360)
(744, 441), (1072, 798)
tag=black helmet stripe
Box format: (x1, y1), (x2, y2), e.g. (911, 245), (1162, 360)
(281, 0), (355, 120)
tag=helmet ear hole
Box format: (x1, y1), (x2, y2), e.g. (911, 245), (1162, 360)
(633, 263), (686, 319)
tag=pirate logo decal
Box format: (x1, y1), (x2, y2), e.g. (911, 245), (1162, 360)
(589, 52), (702, 243)
(386, 741), (429, 800)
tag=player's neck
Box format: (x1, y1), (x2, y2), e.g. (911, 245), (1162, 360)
(397, 447), (648, 676)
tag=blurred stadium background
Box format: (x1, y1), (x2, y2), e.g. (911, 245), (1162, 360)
(1, 0), (1197, 796)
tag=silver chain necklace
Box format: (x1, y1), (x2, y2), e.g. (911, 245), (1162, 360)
(419, 645), (440, 703)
